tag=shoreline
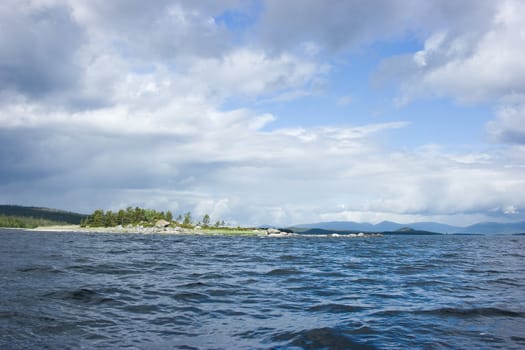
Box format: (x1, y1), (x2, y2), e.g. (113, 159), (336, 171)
(28, 225), (304, 237)
(29, 225), (269, 236)
(3, 225), (383, 238)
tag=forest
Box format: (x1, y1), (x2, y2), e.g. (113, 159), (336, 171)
(81, 207), (224, 228)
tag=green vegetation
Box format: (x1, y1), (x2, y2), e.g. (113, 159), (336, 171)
(202, 214), (210, 227)
(0, 204), (257, 234)
(0, 205), (86, 227)
(80, 206), (234, 230)
(82, 207), (173, 227)
(0, 214), (70, 229)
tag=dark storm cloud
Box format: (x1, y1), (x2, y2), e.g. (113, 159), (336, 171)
(0, 121), (252, 215)
(0, 123), (232, 193)
(0, 2), (85, 99)
(0, 129), (57, 183)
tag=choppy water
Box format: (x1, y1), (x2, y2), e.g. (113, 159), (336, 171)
(1, 230), (524, 349)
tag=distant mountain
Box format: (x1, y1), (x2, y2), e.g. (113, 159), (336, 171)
(400, 221), (462, 233)
(0, 205), (87, 225)
(461, 222), (525, 235)
(293, 221), (460, 233)
(292, 227), (441, 236)
(294, 221), (397, 232)
(292, 220), (525, 235)
(383, 227), (442, 235)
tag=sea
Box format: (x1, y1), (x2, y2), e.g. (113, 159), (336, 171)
(1, 229), (524, 349)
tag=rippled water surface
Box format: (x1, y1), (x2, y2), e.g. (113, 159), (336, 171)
(1, 230), (524, 349)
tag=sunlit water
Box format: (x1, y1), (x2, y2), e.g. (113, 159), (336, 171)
(1, 229), (524, 349)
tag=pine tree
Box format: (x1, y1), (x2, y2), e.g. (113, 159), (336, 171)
(202, 214), (210, 227)
(183, 212), (192, 226)
(91, 209), (105, 227)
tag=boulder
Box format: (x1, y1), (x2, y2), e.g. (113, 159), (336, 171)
(267, 228), (281, 235)
(155, 219), (170, 228)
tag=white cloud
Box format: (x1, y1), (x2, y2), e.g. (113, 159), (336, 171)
(185, 49), (322, 99)
(67, 0), (237, 62)
(379, 0), (525, 105)
(413, 32), (447, 68)
(487, 94), (525, 144)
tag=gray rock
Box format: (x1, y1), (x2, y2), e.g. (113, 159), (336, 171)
(155, 219), (170, 228)
(267, 228), (281, 235)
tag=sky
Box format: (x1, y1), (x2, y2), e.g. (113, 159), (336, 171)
(1, 0), (525, 226)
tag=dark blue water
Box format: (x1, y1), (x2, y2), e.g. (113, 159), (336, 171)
(1, 230), (524, 349)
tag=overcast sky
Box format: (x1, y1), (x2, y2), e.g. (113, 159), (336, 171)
(1, 0), (525, 226)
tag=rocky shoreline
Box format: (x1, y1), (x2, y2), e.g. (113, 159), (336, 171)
(31, 224), (260, 235)
(29, 225), (383, 238)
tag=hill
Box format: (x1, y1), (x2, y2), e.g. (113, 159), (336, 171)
(460, 222), (525, 235)
(292, 227), (441, 236)
(0, 205), (87, 226)
(293, 221), (460, 233)
(293, 220), (525, 235)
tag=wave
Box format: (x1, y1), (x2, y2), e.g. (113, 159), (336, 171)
(122, 304), (161, 314)
(177, 281), (210, 289)
(272, 327), (377, 350)
(278, 254), (303, 261)
(67, 264), (138, 275)
(488, 278), (523, 287)
(43, 288), (121, 306)
(371, 307), (525, 319)
(308, 303), (367, 314)
(3, 231), (525, 349)
(172, 291), (210, 302)
(266, 268), (303, 276)
(17, 265), (64, 274)
(419, 307), (525, 318)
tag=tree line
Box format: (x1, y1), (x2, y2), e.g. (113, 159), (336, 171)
(0, 215), (68, 229)
(80, 207), (225, 228)
(0, 205), (86, 224)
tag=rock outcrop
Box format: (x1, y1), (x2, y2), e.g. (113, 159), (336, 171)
(155, 219), (170, 228)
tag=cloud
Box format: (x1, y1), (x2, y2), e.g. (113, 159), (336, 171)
(370, 0), (525, 160)
(0, 0), (253, 109)
(376, 0), (525, 105)
(68, 0), (239, 61)
(2, 96), (524, 226)
(420, 2), (525, 104)
(256, 0), (497, 52)
(1, 0), (525, 227)
(487, 95), (525, 144)
(184, 49), (323, 100)
(0, 0), (85, 100)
